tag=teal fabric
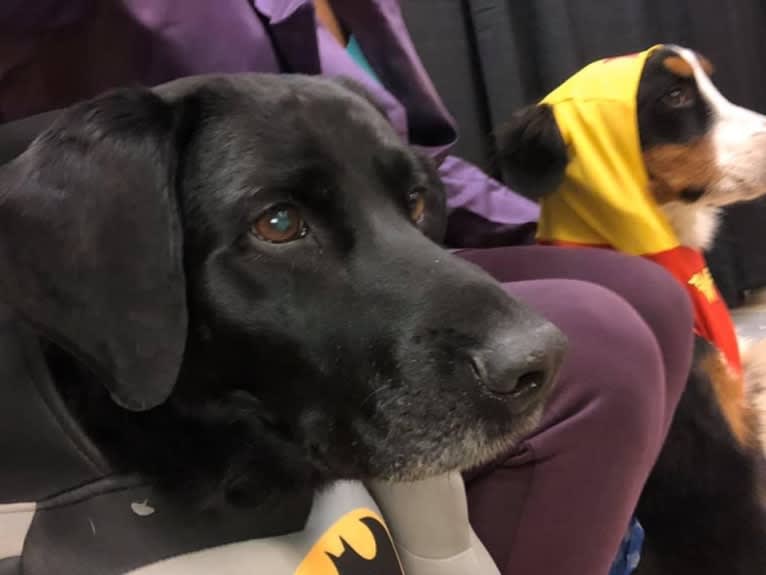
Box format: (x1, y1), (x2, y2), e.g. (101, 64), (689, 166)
(346, 35), (380, 85)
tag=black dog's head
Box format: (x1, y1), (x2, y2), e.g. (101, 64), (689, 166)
(500, 45), (766, 209)
(0, 75), (565, 503)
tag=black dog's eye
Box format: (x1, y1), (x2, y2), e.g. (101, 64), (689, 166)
(251, 204), (308, 244)
(663, 85), (695, 109)
(407, 186), (427, 224)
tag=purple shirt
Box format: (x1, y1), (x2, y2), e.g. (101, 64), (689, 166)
(0, 0), (539, 246)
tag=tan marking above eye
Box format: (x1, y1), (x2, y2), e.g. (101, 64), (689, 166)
(695, 52), (715, 76)
(663, 56), (695, 78)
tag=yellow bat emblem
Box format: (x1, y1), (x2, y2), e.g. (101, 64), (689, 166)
(295, 508), (403, 575)
(688, 267), (718, 303)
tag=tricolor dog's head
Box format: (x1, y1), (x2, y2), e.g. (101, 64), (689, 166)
(640, 46), (766, 208)
(500, 45), (766, 250)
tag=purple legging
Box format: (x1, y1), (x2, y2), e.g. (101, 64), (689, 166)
(457, 246), (694, 575)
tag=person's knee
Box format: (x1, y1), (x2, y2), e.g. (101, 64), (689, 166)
(607, 256), (694, 403)
(534, 279), (667, 454)
(587, 285), (667, 452)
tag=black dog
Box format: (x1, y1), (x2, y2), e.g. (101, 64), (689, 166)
(499, 46), (766, 575)
(0, 74), (566, 517)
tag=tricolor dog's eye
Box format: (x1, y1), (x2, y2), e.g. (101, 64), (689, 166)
(251, 204), (308, 243)
(407, 186), (427, 224)
(663, 84), (696, 109)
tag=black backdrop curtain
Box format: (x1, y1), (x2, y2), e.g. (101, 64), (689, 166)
(401, 0), (766, 306)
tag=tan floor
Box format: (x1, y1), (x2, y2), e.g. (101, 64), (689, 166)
(732, 291), (766, 340)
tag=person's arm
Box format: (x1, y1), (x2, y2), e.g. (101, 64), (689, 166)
(438, 155), (539, 248)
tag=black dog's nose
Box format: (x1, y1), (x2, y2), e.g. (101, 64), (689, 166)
(470, 322), (567, 398)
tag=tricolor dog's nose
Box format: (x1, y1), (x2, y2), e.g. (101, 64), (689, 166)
(470, 322), (567, 398)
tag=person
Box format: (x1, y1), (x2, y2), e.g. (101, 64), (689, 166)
(0, 1), (694, 573)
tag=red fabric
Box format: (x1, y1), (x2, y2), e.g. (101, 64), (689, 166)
(644, 246), (741, 374)
(542, 241), (742, 374)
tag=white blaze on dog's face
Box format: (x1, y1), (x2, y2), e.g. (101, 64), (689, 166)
(677, 46), (766, 205)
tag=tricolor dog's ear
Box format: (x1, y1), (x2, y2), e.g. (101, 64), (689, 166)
(497, 103), (568, 199)
(0, 87), (190, 411)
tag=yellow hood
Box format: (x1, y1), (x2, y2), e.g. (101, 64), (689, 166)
(537, 45), (680, 255)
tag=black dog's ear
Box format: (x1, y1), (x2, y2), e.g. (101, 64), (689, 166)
(497, 104), (568, 199)
(0, 88), (189, 411)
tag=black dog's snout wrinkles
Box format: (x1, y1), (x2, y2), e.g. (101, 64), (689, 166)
(470, 321), (567, 397)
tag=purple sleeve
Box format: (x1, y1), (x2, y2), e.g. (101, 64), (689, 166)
(438, 155), (540, 248)
(0, 0), (88, 33)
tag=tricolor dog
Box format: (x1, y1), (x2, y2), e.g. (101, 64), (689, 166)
(499, 45), (766, 575)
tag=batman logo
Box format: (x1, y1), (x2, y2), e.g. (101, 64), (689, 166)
(295, 508), (404, 575)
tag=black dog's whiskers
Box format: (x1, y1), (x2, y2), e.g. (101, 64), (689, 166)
(360, 378), (398, 409)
